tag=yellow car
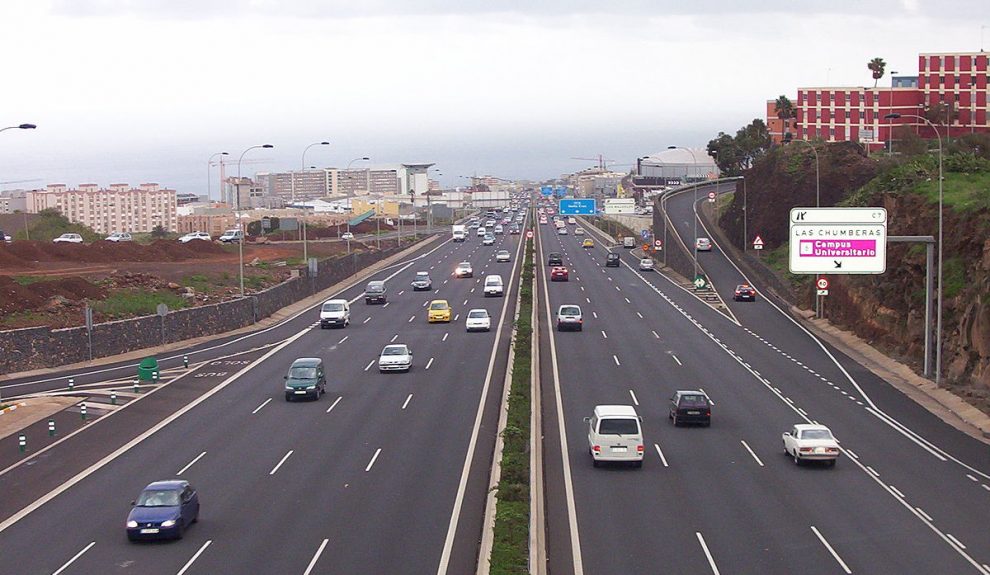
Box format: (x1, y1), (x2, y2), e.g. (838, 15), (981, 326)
(428, 299), (452, 323)
(582, 239), (594, 249)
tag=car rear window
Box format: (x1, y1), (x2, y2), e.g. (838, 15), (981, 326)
(468, 310), (488, 318)
(679, 395), (708, 407)
(560, 306), (580, 316)
(430, 302), (448, 310)
(367, 283), (384, 293)
(802, 429), (833, 440)
(322, 303), (344, 312)
(598, 418), (639, 435)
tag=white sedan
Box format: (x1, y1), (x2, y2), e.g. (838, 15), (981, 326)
(341, 232), (354, 241)
(53, 233), (83, 244)
(495, 250), (511, 263)
(378, 344), (413, 372)
(465, 309), (492, 332)
(178, 231), (212, 243)
(782, 424), (840, 466)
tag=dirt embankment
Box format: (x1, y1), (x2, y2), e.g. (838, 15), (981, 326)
(0, 239), (229, 269)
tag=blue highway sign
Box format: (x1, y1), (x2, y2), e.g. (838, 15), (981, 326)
(559, 198), (596, 216)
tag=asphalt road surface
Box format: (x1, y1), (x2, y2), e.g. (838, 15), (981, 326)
(0, 222), (526, 574)
(537, 198), (990, 575)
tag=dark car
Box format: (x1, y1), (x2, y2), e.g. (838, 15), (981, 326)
(669, 390), (712, 427)
(547, 252), (563, 266)
(126, 480), (199, 541)
(733, 284), (756, 301)
(284, 357), (327, 401)
(364, 280), (387, 304)
(605, 252), (620, 267)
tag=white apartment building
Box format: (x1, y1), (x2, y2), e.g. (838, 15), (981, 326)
(26, 183), (177, 234)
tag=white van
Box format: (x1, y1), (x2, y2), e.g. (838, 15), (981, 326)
(623, 236), (636, 249)
(319, 299), (350, 328)
(483, 274), (504, 297)
(219, 229), (243, 243)
(585, 405), (644, 468)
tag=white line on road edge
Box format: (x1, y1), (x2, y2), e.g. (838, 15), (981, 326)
(364, 360), (375, 371)
(252, 397), (272, 414)
(654, 443), (669, 467)
(365, 448), (382, 472)
(303, 539), (330, 575)
(176, 451), (207, 475)
(696, 532), (720, 575)
(0, 327), (311, 534)
(269, 450), (293, 475)
(51, 541), (95, 575)
(628, 389), (639, 406)
(810, 526), (852, 574)
(740, 440), (764, 467)
(326, 396), (341, 413)
(402, 394), (413, 410)
(176, 540), (212, 575)
(426, 358), (435, 370)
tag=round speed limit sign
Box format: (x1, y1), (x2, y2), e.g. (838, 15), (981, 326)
(817, 278), (829, 290)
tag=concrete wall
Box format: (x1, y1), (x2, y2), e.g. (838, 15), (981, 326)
(0, 248), (402, 376)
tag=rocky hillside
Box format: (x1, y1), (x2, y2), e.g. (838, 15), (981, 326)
(717, 136), (990, 407)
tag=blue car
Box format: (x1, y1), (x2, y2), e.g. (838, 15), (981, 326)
(126, 480), (199, 541)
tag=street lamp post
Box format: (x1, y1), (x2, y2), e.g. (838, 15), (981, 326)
(298, 141), (330, 263)
(208, 152), (229, 202)
(0, 124), (36, 134)
(886, 112), (944, 386)
(668, 146), (700, 277)
(237, 144), (274, 297)
(791, 139), (821, 317)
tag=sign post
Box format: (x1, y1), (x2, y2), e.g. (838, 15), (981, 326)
(816, 277), (829, 296)
(707, 191), (716, 204)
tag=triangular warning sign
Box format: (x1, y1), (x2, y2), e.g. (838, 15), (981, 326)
(753, 235), (764, 246)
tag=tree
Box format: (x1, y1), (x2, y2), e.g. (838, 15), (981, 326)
(774, 95), (795, 142)
(706, 119), (772, 176)
(150, 225), (168, 239)
(868, 57), (886, 88)
(923, 101), (959, 129)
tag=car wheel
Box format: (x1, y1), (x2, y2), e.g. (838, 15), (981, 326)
(704, 420), (711, 427)
(285, 394), (292, 402)
(175, 521), (184, 540)
(576, 325), (582, 332)
(672, 415), (679, 427)
(828, 459), (837, 468)
(633, 460), (643, 469)
(592, 459), (600, 468)
(793, 451), (801, 466)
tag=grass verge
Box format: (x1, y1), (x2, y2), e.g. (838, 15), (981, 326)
(92, 289), (189, 319)
(489, 236), (534, 574)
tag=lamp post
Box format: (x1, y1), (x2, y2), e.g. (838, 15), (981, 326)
(0, 123), (36, 134)
(237, 144), (274, 297)
(886, 112), (944, 386)
(208, 152), (228, 202)
(791, 138), (821, 317)
(297, 141), (330, 263)
(667, 146), (700, 277)
(347, 157), (370, 170)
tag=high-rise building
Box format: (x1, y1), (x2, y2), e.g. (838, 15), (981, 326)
(266, 170), (330, 201)
(26, 183), (177, 233)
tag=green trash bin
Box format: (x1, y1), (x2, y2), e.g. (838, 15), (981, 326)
(138, 357), (160, 382)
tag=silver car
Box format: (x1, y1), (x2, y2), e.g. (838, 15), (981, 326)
(378, 344), (413, 372)
(411, 271), (432, 291)
(496, 250), (511, 263)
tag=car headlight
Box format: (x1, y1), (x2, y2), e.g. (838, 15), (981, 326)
(160, 519), (176, 528)
(127, 520), (138, 528)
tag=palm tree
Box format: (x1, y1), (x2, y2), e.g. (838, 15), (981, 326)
(868, 57), (886, 88)
(774, 95), (795, 143)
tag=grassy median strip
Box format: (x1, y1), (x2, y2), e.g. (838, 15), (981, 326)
(489, 237), (534, 574)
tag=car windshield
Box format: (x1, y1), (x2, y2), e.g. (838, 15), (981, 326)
(802, 429), (834, 440)
(468, 310), (488, 318)
(322, 303), (344, 312)
(430, 302), (448, 310)
(367, 283), (384, 293)
(136, 489), (181, 507)
(560, 306), (580, 316)
(289, 367), (318, 379)
(498, 251), (509, 256)
(608, 254), (618, 259)
(679, 395), (708, 407)
(416, 273), (429, 278)
(383, 346), (407, 356)
(599, 418), (639, 435)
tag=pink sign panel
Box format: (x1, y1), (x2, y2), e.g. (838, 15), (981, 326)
(799, 239), (877, 257)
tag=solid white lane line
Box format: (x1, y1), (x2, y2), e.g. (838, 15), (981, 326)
(326, 396), (341, 413)
(947, 534), (967, 549)
(408, 315), (416, 323)
(636, 312), (643, 319)
(363, 317), (371, 324)
(302, 539), (330, 575)
(613, 355), (620, 366)
(888, 484), (905, 498)
(176, 451), (207, 476)
(672, 354), (682, 366)
(654, 443), (669, 467)
(696, 532), (721, 575)
(269, 450), (293, 475)
(365, 448), (382, 472)
(426, 357), (435, 370)
(51, 541), (95, 575)
(628, 389), (639, 406)
(740, 440), (764, 467)
(252, 398), (272, 414)
(390, 334), (398, 342)
(915, 507), (934, 522)
(810, 526), (851, 574)
(176, 540), (213, 575)
(402, 394), (413, 410)
(601, 330), (608, 339)
(442, 332), (449, 342)
(364, 360), (375, 371)
(337, 336), (349, 344)
(652, 330), (660, 339)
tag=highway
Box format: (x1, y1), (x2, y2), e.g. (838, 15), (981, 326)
(538, 194), (990, 575)
(0, 220), (526, 574)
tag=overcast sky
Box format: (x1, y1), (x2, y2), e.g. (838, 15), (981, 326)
(0, 0), (986, 196)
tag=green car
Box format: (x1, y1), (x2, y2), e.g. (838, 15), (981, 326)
(284, 358), (327, 401)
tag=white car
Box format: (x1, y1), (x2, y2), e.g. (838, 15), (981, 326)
(495, 250), (511, 263)
(586, 405), (644, 468)
(567, 217), (577, 225)
(178, 231), (212, 243)
(483, 274), (504, 297)
(482, 234), (495, 246)
(341, 232), (355, 241)
(378, 344), (413, 372)
(454, 261), (473, 278)
(105, 232), (133, 242)
(493, 224), (504, 235)
(476, 226), (488, 237)
(557, 227), (568, 235)
(574, 227), (585, 236)
(639, 257), (654, 271)
(695, 237), (713, 252)
(319, 299), (350, 329)
(465, 309), (492, 332)
(556, 304), (583, 331)
(782, 424), (840, 466)
(53, 233), (83, 244)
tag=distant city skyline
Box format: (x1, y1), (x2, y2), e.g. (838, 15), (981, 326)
(1, 1), (986, 194)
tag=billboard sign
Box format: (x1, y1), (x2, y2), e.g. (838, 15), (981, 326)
(558, 198), (596, 216)
(788, 208), (887, 274)
(541, 185), (554, 196)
